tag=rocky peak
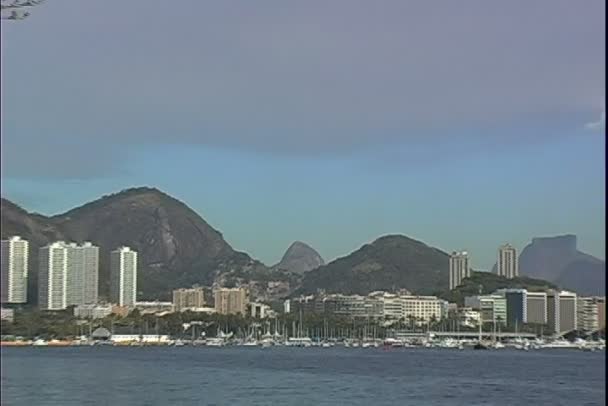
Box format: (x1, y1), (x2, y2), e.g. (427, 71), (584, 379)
(275, 241), (325, 274)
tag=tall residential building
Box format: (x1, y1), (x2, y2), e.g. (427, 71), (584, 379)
(38, 242), (69, 310)
(525, 291), (548, 325)
(110, 247), (138, 307)
(547, 290), (577, 335)
(173, 287), (205, 311)
(214, 287), (248, 315)
(1, 236), (29, 304)
(497, 244), (518, 279)
(577, 297), (601, 332)
(65, 242), (99, 306)
(449, 251), (470, 290)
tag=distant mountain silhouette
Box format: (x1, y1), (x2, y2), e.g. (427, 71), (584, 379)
(274, 241), (324, 274)
(298, 234), (449, 295)
(517, 235), (605, 296)
(1, 187), (270, 301)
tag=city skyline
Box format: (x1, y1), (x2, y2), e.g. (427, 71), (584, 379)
(1, 0), (605, 271)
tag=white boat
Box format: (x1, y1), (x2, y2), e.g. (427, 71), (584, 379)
(205, 337), (226, 347)
(384, 338), (405, 347)
(32, 339), (48, 347)
(492, 341), (505, 349)
(285, 337), (313, 347)
(540, 339), (579, 349)
(173, 339), (185, 347)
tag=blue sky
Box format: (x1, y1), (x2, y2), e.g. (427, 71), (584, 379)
(1, 1), (605, 269)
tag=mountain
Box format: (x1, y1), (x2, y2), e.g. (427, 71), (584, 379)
(297, 235), (449, 295)
(517, 235), (605, 296)
(1, 187), (270, 301)
(438, 271), (557, 306)
(274, 241), (325, 274)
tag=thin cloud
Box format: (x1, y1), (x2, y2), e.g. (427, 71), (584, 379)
(1, 0), (605, 179)
(585, 111), (605, 131)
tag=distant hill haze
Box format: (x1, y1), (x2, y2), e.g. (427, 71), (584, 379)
(298, 235), (449, 296)
(510, 235), (604, 296)
(274, 241), (325, 274)
(1, 188), (269, 301)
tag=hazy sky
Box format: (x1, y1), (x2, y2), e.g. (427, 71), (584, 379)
(1, 1), (605, 269)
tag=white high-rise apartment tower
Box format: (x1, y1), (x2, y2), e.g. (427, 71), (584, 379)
(65, 242), (99, 306)
(38, 241), (100, 310)
(449, 251), (470, 290)
(110, 247), (138, 306)
(497, 244), (518, 279)
(39, 242), (69, 310)
(1, 236), (29, 304)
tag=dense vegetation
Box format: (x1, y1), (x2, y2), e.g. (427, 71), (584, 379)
(436, 271), (558, 306)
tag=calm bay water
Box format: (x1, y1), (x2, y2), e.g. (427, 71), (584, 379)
(1, 347), (605, 406)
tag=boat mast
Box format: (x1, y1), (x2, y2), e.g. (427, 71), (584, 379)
(478, 285), (483, 342)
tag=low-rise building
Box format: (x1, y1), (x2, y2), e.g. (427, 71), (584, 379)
(464, 294), (507, 325)
(135, 301), (174, 314)
(74, 304), (113, 319)
(251, 302), (271, 319)
(214, 287), (248, 315)
(173, 287), (205, 312)
(112, 305), (130, 317)
(401, 295), (445, 323)
(457, 307), (481, 328)
(0, 308), (15, 323)
(179, 306), (216, 314)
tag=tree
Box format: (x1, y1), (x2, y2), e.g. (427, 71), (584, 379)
(1, 0), (45, 20)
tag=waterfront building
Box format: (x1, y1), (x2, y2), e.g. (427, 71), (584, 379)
(577, 297), (601, 333)
(401, 295), (445, 323)
(525, 291), (548, 325)
(251, 302), (270, 318)
(379, 293), (403, 320)
(74, 303), (113, 319)
(449, 251), (470, 290)
(173, 287), (205, 311)
(135, 301), (174, 314)
(183, 307), (216, 314)
(214, 287), (248, 315)
(547, 290), (577, 335)
(497, 244), (518, 279)
(598, 297), (606, 331)
(457, 307), (481, 328)
(322, 294), (383, 319)
(110, 247), (138, 307)
(464, 294), (507, 325)
(287, 295), (317, 315)
(495, 288), (527, 327)
(38, 242), (69, 310)
(1, 236), (29, 304)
